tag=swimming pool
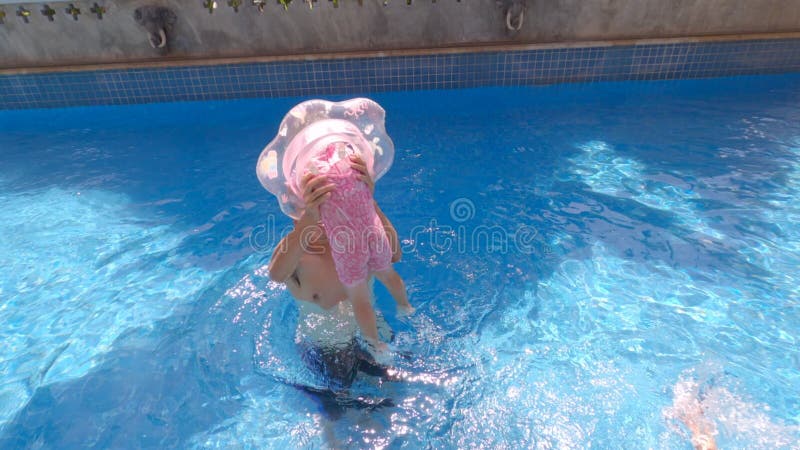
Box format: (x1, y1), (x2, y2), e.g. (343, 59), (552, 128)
(1, 74), (799, 448)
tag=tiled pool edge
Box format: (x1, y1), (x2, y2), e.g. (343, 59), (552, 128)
(2, 34), (799, 110)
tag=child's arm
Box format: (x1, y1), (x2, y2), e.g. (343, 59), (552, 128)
(267, 214), (315, 282)
(374, 202), (402, 263)
(268, 173), (334, 282)
(349, 155), (402, 263)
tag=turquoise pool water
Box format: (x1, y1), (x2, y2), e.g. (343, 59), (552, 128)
(0, 75), (799, 448)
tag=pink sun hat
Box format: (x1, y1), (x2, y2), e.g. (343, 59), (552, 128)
(256, 98), (395, 220)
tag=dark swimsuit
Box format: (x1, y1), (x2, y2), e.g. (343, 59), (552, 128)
(291, 277), (395, 416)
(301, 340), (387, 389)
(297, 340), (395, 419)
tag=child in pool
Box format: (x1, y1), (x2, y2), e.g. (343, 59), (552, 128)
(258, 98), (410, 360)
(307, 140), (413, 356)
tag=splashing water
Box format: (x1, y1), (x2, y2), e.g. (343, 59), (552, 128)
(664, 369), (800, 449)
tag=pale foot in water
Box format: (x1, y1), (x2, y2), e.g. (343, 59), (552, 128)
(396, 303), (415, 317)
(365, 341), (395, 367)
(666, 379), (718, 450)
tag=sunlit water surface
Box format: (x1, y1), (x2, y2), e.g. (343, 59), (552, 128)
(1, 75), (799, 449)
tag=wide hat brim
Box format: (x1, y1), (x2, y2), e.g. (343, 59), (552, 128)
(256, 98), (395, 220)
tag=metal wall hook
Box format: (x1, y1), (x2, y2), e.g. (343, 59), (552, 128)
(497, 0), (525, 32)
(149, 28), (167, 48)
(65, 4), (81, 20)
(17, 6), (31, 23)
(41, 4), (56, 21)
(506, 8), (523, 30)
(228, 0), (242, 12)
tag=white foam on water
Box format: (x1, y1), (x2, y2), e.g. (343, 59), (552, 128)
(664, 370), (800, 449)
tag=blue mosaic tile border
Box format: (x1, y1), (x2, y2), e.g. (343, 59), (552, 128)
(1, 38), (799, 109)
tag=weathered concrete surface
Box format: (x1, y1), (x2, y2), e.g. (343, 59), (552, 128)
(1, 0), (799, 69)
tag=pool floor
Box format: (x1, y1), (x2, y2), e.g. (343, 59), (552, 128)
(1, 74), (799, 448)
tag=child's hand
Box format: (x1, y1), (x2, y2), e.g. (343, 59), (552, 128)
(300, 172), (335, 222)
(349, 155), (374, 194)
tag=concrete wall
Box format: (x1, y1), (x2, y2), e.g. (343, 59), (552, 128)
(1, 0), (799, 69)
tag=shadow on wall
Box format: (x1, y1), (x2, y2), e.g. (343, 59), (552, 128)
(134, 5), (177, 55)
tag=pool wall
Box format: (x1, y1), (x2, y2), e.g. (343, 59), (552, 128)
(1, 0), (799, 69)
(1, 33), (799, 110)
